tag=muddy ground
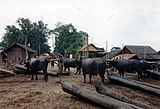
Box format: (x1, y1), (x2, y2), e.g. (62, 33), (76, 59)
(0, 66), (160, 109)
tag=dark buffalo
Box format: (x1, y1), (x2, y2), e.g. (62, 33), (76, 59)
(26, 58), (49, 82)
(109, 59), (147, 81)
(63, 58), (81, 75)
(81, 58), (106, 83)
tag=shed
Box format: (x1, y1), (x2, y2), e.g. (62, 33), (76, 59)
(4, 43), (37, 64)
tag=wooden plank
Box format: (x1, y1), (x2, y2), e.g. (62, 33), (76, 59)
(61, 82), (142, 109)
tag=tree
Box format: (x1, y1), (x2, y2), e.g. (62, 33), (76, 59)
(0, 18), (52, 54)
(53, 22), (85, 57)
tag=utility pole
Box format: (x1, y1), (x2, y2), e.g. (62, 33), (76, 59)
(106, 41), (108, 52)
(86, 33), (89, 58)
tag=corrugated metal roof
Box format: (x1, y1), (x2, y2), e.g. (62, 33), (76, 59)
(108, 49), (122, 59)
(5, 43), (37, 53)
(125, 45), (160, 60)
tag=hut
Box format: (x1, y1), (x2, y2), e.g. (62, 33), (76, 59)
(4, 43), (36, 64)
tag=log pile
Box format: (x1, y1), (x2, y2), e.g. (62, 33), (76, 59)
(108, 74), (160, 96)
(61, 82), (142, 109)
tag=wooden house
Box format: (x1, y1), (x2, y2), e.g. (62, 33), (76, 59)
(0, 50), (7, 65)
(78, 43), (105, 59)
(115, 45), (160, 62)
(4, 43), (36, 64)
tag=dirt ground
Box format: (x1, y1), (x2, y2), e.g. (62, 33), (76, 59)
(0, 65), (160, 109)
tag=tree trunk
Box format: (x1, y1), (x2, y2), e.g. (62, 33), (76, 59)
(61, 82), (142, 109)
(95, 83), (154, 109)
(109, 74), (160, 96)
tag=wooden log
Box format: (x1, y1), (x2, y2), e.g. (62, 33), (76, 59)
(13, 69), (28, 74)
(57, 71), (70, 76)
(14, 64), (69, 77)
(95, 83), (154, 109)
(14, 68), (58, 76)
(61, 82), (142, 109)
(0, 68), (16, 75)
(131, 79), (160, 90)
(146, 70), (160, 80)
(15, 64), (27, 70)
(0, 68), (16, 78)
(109, 74), (160, 96)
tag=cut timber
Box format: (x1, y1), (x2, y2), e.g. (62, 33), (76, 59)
(0, 68), (16, 75)
(131, 79), (160, 90)
(95, 83), (154, 109)
(146, 70), (160, 80)
(15, 64), (27, 70)
(14, 64), (69, 76)
(61, 82), (142, 109)
(13, 69), (28, 74)
(57, 71), (70, 76)
(109, 74), (160, 97)
(14, 64), (58, 76)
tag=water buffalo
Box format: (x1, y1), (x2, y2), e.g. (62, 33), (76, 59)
(81, 58), (106, 83)
(63, 58), (81, 75)
(26, 58), (49, 82)
(109, 59), (146, 81)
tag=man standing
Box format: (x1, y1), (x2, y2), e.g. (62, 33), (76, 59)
(58, 54), (63, 79)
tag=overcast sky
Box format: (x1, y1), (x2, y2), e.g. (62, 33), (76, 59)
(0, 0), (160, 51)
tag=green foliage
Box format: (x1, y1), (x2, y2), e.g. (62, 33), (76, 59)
(53, 22), (84, 57)
(0, 18), (52, 54)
